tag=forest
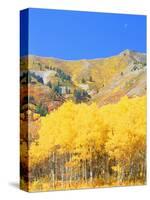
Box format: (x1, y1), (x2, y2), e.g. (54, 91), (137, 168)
(20, 95), (146, 191)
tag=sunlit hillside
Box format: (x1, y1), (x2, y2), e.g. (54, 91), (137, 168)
(20, 49), (147, 192)
(21, 50), (146, 107)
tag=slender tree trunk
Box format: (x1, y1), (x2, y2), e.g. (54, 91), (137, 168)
(90, 147), (93, 183)
(61, 156), (64, 188)
(69, 153), (72, 186)
(65, 153), (68, 186)
(82, 161), (84, 181)
(84, 160), (87, 183)
(52, 151), (55, 188)
(105, 155), (110, 184)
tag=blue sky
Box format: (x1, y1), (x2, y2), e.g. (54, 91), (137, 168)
(20, 8), (146, 60)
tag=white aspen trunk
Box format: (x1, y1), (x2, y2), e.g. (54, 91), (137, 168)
(82, 161), (84, 181)
(90, 147), (93, 183)
(105, 156), (110, 184)
(69, 153), (72, 186)
(85, 160), (87, 183)
(65, 153), (68, 186)
(55, 153), (57, 184)
(117, 163), (123, 185)
(52, 151), (55, 188)
(61, 156), (64, 188)
(120, 166), (124, 183)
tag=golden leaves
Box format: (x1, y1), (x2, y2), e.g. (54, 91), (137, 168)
(28, 96), (146, 171)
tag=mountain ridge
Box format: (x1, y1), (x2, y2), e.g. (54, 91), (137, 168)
(21, 49), (146, 62)
(20, 49), (146, 110)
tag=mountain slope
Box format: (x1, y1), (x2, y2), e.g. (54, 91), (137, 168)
(20, 50), (146, 107)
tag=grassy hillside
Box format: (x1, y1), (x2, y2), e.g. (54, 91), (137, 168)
(20, 50), (146, 108)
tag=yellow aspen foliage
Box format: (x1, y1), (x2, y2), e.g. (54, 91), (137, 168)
(29, 101), (109, 166)
(101, 96), (146, 160)
(24, 95), (146, 191)
(28, 96), (146, 166)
